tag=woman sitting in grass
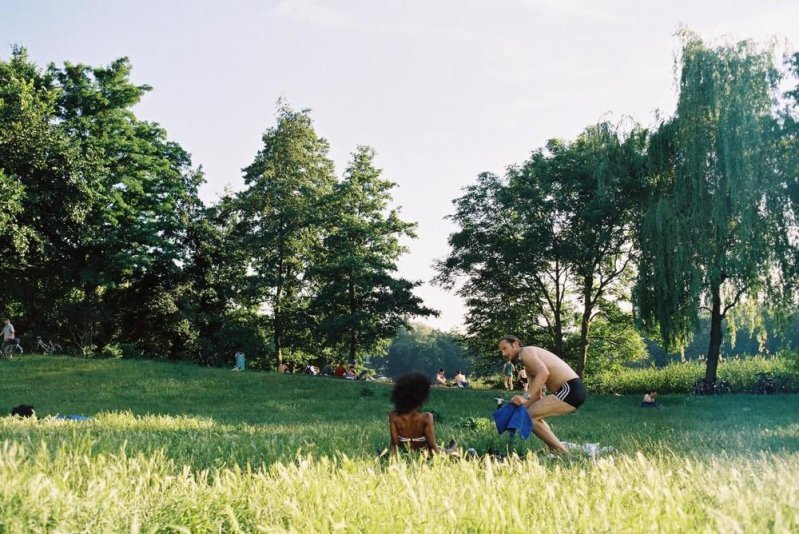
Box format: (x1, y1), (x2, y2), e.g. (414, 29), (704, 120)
(640, 390), (658, 408)
(389, 372), (454, 455)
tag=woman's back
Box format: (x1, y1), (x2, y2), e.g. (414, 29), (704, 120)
(389, 410), (435, 451)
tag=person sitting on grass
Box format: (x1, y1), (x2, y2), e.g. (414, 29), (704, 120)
(389, 372), (455, 455)
(434, 368), (448, 387)
(640, 390), (658, 408)
(517, 367), (528, 391)
(453, 370), (470, 388)
(345, 365), (358, 380)
(334, 362), (346, 377)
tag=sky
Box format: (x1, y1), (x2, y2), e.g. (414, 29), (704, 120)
(2, 0), (799, 331)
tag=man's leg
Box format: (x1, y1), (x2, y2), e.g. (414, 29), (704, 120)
(527, 396), (575, 454)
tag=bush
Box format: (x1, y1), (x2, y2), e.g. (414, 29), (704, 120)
(585, 354), (799, 394)
(99, 343), (124, 360)
(119, 343), (143, 359)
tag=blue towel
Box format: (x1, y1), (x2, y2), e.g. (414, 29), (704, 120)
(492, 403), (533, 439)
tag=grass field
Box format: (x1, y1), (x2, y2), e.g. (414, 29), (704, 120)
(1, 356), (798, 532)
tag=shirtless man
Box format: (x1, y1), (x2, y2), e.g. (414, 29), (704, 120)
(498, 335), (586, 454)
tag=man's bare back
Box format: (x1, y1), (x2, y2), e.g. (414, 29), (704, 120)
(520, 346), (578, 393)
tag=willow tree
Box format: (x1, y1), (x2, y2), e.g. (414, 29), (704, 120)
(636, 32), (794, 385)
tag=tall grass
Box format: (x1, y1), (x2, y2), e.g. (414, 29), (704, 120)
(1, 356), (798, 532)
(1, 435), (797, 532)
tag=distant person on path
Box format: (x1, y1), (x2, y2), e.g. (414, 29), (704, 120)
(388, 372), (455, 455)
(499, 335), (586, 455)
(2, 319), (15, 352)
(502, 360), (514, 391)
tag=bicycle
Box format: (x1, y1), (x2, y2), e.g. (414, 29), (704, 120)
(692, 378), (730, 395)
(754, 372), (777, 395)
(35, 336), (63, 355)
(194, 350), (216, 368)
(2, 337), (23, 358)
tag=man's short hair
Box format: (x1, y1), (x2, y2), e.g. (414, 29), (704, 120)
(499, 335), (522, 346)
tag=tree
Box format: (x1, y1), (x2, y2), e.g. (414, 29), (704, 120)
(0, 48), (204, 355)
(435, 171), (571, 362)
(234, 102), (336, 366)
(383, 325), (471, 379)
(437, 122), (646, 376)
(0, 47), (96, 338)
(635, 32), (795, 385)
(511, 123), (647, 375)
(311, 146), (436, 363)
(50, 57), (202, 353)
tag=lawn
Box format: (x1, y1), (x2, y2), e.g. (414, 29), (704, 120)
(1, 356), (798, 532)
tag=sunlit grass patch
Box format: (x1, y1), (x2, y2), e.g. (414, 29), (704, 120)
(1, 356), (799, 531)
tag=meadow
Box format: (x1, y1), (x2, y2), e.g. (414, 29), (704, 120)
(1, 356), (798, 532)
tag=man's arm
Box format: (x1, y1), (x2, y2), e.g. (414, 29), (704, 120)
(512, 348), (549, 408)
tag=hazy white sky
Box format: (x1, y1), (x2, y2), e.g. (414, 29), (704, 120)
(2, 0), (799, 331)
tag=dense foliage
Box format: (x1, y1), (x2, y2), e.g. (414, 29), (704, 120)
(0, 49), (432, 367)
(3, 30), (799, 384)
(439, 33), (799, 383)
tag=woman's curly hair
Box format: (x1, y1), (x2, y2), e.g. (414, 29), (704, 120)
(391, 372), (431, 414)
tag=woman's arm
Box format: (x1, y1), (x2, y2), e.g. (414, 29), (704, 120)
(424, 412), (440, 454)
(389, 415), (400, 452)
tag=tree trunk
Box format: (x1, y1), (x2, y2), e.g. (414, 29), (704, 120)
(348, 274), (357, 365)
(704, 282), (723, 386)
(349, 330), (357, 365)
(274, 275), (284, 367)
(576, 275), (593, 377)
(553, 313), (564, 357)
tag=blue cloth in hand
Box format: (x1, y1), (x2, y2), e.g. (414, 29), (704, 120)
(492, 403), (533, 439)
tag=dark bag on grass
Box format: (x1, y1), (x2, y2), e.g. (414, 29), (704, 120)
(11, 404), (35, 417)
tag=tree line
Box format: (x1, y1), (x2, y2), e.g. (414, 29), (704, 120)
(437, 31), (799, 384)
(3, 30), (799, 384)
(0, 47), (435, 369)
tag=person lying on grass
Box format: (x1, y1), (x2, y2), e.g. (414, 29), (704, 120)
(389, 372), (456, 455)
